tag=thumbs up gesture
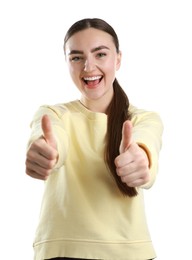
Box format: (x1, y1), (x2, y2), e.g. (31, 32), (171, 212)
(115, 120), (150, 187)
(25, 115), (58, 180)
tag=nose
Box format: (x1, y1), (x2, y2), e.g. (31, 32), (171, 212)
(84, 57), (96, 72)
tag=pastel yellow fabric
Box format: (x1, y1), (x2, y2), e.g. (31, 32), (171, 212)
(28, 100), (163, 260)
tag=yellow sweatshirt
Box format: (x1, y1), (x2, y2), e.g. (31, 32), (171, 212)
(28, 100), (163, 260)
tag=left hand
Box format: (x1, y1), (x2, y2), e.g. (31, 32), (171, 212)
(114, 120), (150, 187)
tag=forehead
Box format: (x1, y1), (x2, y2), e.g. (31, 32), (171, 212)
(65, 28), (115, 52)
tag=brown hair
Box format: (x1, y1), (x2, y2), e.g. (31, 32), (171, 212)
(63, 18), (137, 197)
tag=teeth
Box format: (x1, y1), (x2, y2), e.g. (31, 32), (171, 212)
(84, 76), (102, 81)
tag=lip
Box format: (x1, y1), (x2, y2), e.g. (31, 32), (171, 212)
(82, 75), (103, 89)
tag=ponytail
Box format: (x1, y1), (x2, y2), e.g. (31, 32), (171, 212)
(105, 79), (138, 197)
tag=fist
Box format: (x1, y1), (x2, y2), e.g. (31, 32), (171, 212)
(25, 115), (58, 180)
(115, 120), (150, 187)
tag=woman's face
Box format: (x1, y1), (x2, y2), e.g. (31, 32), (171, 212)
(65, 28), (121, 112)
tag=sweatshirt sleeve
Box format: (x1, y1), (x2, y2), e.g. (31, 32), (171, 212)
(130, 105), (164, 189)
(26, 104), (69, 169)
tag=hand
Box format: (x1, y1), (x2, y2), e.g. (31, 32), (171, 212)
(115, 120), (150, 187)
(25, 115), (58, 180)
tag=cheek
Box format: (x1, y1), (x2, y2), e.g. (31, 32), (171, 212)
(104, 62), (117, 76)
(68, 66), (82, 87)
(67, 62), (74, 72)
(68, 64), (78, 79)
(105, 56), (119, 71)
(68, 62), (83, 75)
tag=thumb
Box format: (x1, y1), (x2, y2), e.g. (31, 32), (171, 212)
(41, 114), (56, 148)
(119, 120), (133, 154)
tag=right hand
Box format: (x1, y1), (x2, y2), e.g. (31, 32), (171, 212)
(25, 115), (58, 180)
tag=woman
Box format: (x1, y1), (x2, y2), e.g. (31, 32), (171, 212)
(26, 18), (163, 260)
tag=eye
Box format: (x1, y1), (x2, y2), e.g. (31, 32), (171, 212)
(70, 56), (83, 62)
(96, 52), (106, 58)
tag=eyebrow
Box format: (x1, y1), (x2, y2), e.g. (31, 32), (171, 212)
(68, 45), (110, 56)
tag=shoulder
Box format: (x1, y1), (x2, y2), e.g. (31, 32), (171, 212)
(34, 100), (79, 119)
(129, 104), (163, 129)
(30, 100), (80, 127)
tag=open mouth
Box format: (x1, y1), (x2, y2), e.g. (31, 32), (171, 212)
(83, 76), (103, 87)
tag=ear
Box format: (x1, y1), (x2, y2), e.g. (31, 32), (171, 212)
(116, 51), (122, 71)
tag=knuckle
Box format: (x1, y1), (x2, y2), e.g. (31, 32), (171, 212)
(114, 157), (120, 168)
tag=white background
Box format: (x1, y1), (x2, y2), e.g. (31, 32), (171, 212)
(0, 0), (192, 259)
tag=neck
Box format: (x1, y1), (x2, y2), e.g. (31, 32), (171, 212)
(80, 90), (114, 114)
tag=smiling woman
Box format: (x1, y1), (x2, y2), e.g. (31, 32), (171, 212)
(25, 18), (163, 260)
(64, 27), (121, 111)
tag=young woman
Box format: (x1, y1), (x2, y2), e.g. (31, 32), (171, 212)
(25, 18), (163, 260)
